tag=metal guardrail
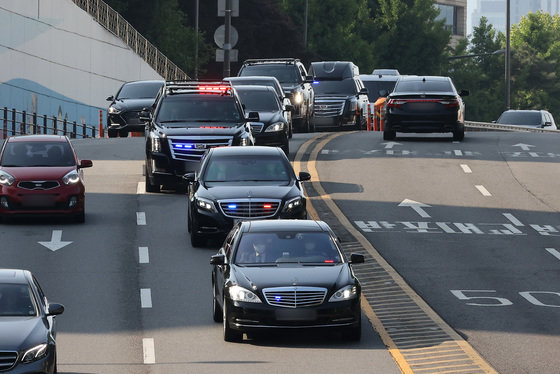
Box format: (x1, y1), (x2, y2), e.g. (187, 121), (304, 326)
(465, 121), (559, 133)
(1, 108), (96, 139)
(71, 0), (189, 81)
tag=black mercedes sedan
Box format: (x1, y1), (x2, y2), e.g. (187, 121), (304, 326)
(184, 146), (310, 247)
(210, 219), (364, 342)
(0, 269), (64, 374)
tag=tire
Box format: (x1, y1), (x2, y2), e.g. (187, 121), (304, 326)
(118, 129), (128, 138)
(344, 321), (362, 342)
(145, 172), (160, 193)
(74, 211), (85, 224)
(288, 122), (293, 139)
(107, 128), (118, 138)
(190, 217), (205, 247)
(453, 129), (465, 141)
(281, 141), (290, 156)
(212, 283), (223, 322)
(383, 130), (396, 140)
(223, 299), (242, 342)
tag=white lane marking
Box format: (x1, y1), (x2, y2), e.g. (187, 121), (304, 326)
(382, 141), (401, 149)
(512, 143), (534, 151)
(38, 230), (73, 251)
(386, 150), (394, 155)
(139, 247), (149, 264)
(529, 152), (539, 158)
(137, 182), (145, 194)
(545, 248), (560, 261)
(454, 150), (463, 156)
(137, 212), (146, 225)
(142, 338), (156, 364)
(475, 185), (492, 196)
(141, 288), (152, 308)
(460, 164), (472, 173)
(503, 213), (524, 227)
(398, 199), (431, 218)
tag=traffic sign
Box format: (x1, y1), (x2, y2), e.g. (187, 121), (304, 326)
(214, 25), (238, 49)
(216, 49), (238, 62)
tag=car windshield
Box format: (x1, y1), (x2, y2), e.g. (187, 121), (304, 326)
(312, 79), (357, 95)
(497, 112), (542, 127)
(362, 81), (397, 101)
(395, 79), (453, 93)
(240, 65), (300, 84)
(237, 90), (280, 112)
(1, 141), (76, 167)
(156, 95), (242, 123)
(0, 283), (37, 317)
(234, 232), (342, 265)
(203, 155), (291, 182)
(116, 82), (163, 99)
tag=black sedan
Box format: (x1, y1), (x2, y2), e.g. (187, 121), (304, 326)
(383, 75), (469, 141)
(0, 269), (64, 374)
(184, 146), (310, 247)
(210, 219), (364, 342)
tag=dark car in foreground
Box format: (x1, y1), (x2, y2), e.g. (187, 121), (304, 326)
(184, 146), (310, 247)
(0, 135), (93, 223)
(384, 76), (469, 141)
(234, 85), (293, 154)
(495, 109), (557, 130)
(106, 80), (164, 138)
(0, 269), (64, 374)
(210, 219), (364, 342)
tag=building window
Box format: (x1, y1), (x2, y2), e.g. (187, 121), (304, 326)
(435, 4), (457, 35)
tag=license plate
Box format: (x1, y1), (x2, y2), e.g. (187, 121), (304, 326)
(21, 195), (56, 208)
(275, 308), (317, 321)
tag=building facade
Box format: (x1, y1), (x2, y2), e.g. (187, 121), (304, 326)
(436, 0), (468, 45)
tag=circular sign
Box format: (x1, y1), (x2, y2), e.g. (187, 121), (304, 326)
(214, 25), (238, 49)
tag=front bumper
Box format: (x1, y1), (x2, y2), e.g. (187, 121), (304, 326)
(107, 112), (145, 132)
(0, 184), (85, 217)
(311, 114), (356, 129)
(1, 345), (56, 374)
(386, 111), (462, 133)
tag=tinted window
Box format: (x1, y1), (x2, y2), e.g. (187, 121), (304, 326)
(0, 283), (37, 316)
(229, 80), (282, 98)
(1, 141), (76, 167)
(240, 65), (300, 84)
(312, 79), (358, 95)
(234, 232), (342, 264)
(237, 90), (280, 111)
(395, 79), (454, 93)
(362, 81), (397, 101)
(497, 112), (542, 126)
(156, 95), (242, 123)
(117, 82), (163, 99)
(203, 155), (291, 182)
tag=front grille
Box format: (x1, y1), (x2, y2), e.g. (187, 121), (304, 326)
(314, 98), (345, 117)
(263, 287), (327, 308)
(219, 199), (280, 219)
(0, 350), (18, 371)
(168, 136), (233, 161)
(250, 123), (264, 134)
(18, 180), (60, 190)
(122, 111), (141, 124)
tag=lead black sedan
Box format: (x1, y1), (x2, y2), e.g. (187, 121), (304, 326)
(210, 219), (364, 342)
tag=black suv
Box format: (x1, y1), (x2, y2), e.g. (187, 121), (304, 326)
(144, 81), (257, 193)
(237, 58), (315, 133)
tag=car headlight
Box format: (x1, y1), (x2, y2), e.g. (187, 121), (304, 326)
(195, 197), (215, 212)
(108, 106), (120, 114)
(62, 170), (80, 185)
(283, 196), (303, 212)
(21, 343), (48, 363)
(239, 136), (251, 146)
(293, 91), (303, 104)
(264, 122), (285, 132)
(329, 285), (358, 302)
(228, 285), (262, 303)
(150, 132), (161, 153)
(0, 170), (15, 186)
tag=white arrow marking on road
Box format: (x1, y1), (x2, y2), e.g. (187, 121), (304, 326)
(382, 142), (401, 149)
(38, 230), (72, 252)
(545, 248), (560, 261)
(398, 199), (432, 218)
(512, 143), (535, 151)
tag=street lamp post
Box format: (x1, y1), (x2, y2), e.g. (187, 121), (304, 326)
(505, 0), (511, 110)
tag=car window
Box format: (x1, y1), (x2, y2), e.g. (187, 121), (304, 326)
(117, 82), (163, 99)
(240, 65), (299, 84)
(1, 141), (76, 167)
(0, 283), (38, 316)
(497, 112), (542, 126)
(237, 90), (280, 111)
(156, 95), (241, 123)
(203, 155), (291, 182)
(234, 232), (342, 264)
(312, 79), (358, 95)
(362, 81), (397, 101)
(32, 275), (47, 310)
(395, 80), (453, 93)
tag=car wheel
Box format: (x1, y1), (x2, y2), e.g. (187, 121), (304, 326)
(453, 129), (465, 141)
(190, 217), (205, 247)
(118, 129), (128, 138)
(212, 283), (223, 322)
(383, 130), (396, 140)
(282, 141), (290, 156)
(288, 123), (293, 139)
(74, 211), (85, 224)
(107, 128), (118, 138)
(223, 299), (242, 342)
(344, 320), (362, 341)
(145, 172), (160, 193)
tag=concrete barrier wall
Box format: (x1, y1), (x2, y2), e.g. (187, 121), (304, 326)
(0, 0), (162, 130)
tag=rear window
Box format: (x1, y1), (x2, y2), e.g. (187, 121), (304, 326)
(0, 283), (37, 317)
(237, 89), (280, 112)
(240, 65), (300, 84)
(497, 112), (542, 127)
(395, 79), (454, 93)
(1, 141), (75, 167)
(362, 81), (397, 101)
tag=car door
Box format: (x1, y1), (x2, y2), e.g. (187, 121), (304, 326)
(214, 225), (240, 307)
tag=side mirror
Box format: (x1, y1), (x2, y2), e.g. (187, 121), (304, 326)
(210, 254), (226, 266)
(106, 95), (114, 101)
(350, 253), (365, 264)
(47, 303), (65, 316)
(78, 160), (93, 169)
(459, 89), (469, 97)
(298, 171), (311, 181)
(305, 75), (314, 83)
(139, 108), (152, 123)
(246, 111), (260, 121)
(285, 104), (294, 112)
(359, 87), (369, 95)
(183, 172), (196, 183)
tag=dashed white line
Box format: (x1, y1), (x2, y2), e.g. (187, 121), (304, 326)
(136, 212), (146, 225)
(137, 182), (145, 194)
(142, 338), (156, 364)
(140, 288), (152, 308)
(139, 247), (150, 264)
(503, 213), (524, 227)
(545, 248), (560, 261)
(454, 150), (463, 156)
(475, 185), (492, 196)
(460, 164), (472, 173)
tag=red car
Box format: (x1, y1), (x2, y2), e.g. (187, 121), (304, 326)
(0, 135), (93, 223)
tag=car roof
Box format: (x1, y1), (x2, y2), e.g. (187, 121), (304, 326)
(242, 219), (330, 233)
(397, 75), (450, 82)
(7, 135), (68, 143)
(209, 145), (283, 157)
(225, 76), (281, 83)
(233, 85), (277, 93)
(123, 80), (164, 86)
(501, 110), (544, 113)
(359, 74), (401, 82)
(0, 269), (29, 284)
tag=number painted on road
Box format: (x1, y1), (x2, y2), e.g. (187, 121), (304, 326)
(451, 290), (560, 308)
(450, 290), (512, 306)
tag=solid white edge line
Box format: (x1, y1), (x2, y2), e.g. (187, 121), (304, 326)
(545, 248), (560, 261)
(137, 181), (145, 194)
(136, 212), (146, 225)
(503, 213), (524, 227)
(140, 288), (152, 308)
(460, 164), (472, 173)
(139, 247), (149, 264)
(142, 338), (156, 364)
(475, 185), (492, 196)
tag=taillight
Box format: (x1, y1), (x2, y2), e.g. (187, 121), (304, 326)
(386, 99), (407, 108)
(440, 99), (459, 108)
